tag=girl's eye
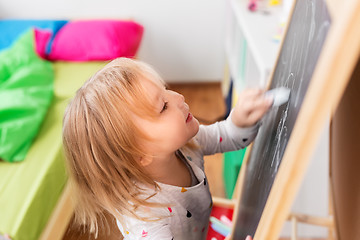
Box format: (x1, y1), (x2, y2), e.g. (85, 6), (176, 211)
(160, 102), (168, 113)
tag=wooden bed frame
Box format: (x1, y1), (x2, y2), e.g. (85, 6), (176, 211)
(40, 183), (74, 240)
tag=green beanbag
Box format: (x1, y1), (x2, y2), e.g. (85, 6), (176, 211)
(0, 30), (54, 162)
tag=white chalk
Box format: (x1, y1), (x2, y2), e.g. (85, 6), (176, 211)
(265, 87), (291, 107)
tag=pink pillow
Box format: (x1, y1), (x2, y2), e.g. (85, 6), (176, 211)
(34, 29), (51, 59)
(47, 20), (144, 61)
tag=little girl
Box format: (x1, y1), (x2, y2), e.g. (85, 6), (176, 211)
(62, 58), (272, 240)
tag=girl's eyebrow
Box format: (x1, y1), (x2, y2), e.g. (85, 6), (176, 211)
(152, 88), (164, 106)
(155, 92), (162, 102)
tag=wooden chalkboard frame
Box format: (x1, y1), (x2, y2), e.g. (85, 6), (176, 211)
(226, 0), (360, 239)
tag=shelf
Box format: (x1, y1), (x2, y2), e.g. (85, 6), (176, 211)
(225, 0), (285, 90)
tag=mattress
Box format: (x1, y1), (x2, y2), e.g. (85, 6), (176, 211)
(0, 61), (107, 240)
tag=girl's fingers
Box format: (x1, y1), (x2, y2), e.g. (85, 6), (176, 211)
(240, 88), (265, 100)
(243, 97), (272, 114)
(248, 108), (267, 124)
(254, 97), (273, 110)
(233, 88), (272, 127)
(244, 98), (272, 125)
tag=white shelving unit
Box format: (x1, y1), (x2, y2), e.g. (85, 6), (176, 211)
(225, 0), (284, 93)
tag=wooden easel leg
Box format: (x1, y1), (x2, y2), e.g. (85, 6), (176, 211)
(287, 212), (334, 240)
(328, 178), (337, 240)
(329, 127), (338, 240)
(291, 216), (297, 240)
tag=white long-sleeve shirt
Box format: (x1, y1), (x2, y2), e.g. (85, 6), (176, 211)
(117, 116), (259, 240)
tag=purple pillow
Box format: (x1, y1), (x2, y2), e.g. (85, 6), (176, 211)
(47, 20), (144, 61)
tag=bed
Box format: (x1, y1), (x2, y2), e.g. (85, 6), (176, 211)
(0, 19), (143, 240)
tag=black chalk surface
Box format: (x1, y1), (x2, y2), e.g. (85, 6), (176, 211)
(233, 0), (331, 238)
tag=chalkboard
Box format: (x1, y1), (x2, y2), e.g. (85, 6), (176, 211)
(233, 0), (331, 239)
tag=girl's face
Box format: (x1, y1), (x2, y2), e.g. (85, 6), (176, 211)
(133, 77), (199, 159)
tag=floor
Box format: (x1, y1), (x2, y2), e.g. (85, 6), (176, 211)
(62, 82), (326, 240)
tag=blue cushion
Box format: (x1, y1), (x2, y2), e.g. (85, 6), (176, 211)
(0, 19), (68, 54)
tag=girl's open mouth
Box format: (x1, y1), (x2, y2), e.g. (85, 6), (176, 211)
(186, 113), (193, 123)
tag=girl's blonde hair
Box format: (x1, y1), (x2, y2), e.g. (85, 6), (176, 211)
(62, 58), (168, 236)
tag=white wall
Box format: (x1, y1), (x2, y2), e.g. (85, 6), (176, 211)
(0, 0), (226, 82)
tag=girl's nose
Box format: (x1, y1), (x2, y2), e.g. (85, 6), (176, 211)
(174, 92), (186, 110)
(177, 93), (186, 106)
(171, 90), (185, 103)
(178, 93), (185, 102)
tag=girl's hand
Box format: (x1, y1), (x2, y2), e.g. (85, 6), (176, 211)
(245, 236), (253, 240)
(231, 88), (273, 128)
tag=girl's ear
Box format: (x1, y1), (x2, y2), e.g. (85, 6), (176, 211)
(139, 156), (153, 167)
